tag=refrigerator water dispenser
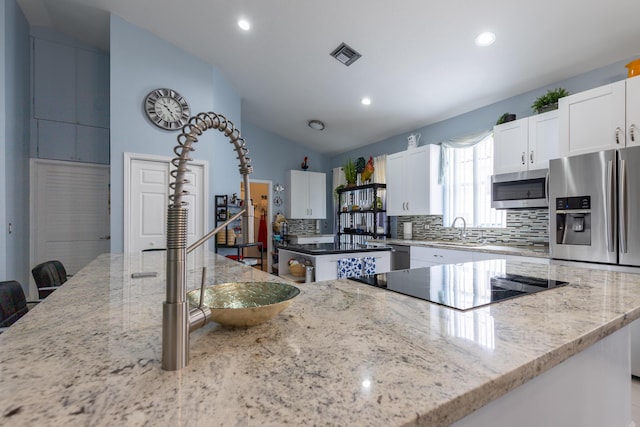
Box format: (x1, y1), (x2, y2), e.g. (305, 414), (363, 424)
(555, 196), (591, 246)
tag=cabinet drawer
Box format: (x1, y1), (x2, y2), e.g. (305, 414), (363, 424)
(410, 246), (473, 265)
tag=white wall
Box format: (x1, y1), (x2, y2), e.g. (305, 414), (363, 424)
(109, 14), (242, 252)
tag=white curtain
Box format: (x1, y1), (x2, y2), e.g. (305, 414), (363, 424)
(332, 167), (346, 233)
(373, 154), (386, 184)
(439, 129), (492, 184)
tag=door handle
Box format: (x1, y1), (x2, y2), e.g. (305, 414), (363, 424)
(529, 150), (534, 164)
(631, 124), (637, 143)
(616, 127), (622, 145)
(521, 152), (525, 165)
(99, 235), (111, 240)
(605, 159), (615, 252)
(620, 159), (628, 253)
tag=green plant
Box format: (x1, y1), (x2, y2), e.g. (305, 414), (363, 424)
(343, 159), (357, 185)
(496, 112), (516, 125)
(531, 88), (569, 113)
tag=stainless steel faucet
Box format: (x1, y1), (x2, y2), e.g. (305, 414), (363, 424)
(451, 216), (467, 241)
(163, 112), (252, 371)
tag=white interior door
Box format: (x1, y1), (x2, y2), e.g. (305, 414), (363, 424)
(30, 160), (110, 294)
(125, 154), (207, 253)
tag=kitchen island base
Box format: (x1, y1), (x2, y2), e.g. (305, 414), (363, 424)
(278, 246), (391, 282)
(453, 325), (631, 427)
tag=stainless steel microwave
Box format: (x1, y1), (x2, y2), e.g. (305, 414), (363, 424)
(491, 169), (549, 209)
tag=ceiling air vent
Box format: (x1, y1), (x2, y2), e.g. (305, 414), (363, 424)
(330, 42), (362, 66)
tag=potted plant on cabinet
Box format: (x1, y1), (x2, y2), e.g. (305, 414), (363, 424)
(496, 112), (516, 125)
(343, 159), (357, 187)
(531, 88), (569, 114)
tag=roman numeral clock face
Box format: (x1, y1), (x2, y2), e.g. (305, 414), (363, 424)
(144, 88), (191, 130)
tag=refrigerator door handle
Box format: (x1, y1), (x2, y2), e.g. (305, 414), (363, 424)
(605, 159), (615, 253)
(545, 170), (550, 204)
(620, 159), (628, 253)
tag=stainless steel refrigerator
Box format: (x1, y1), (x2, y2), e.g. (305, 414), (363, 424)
(550, 147), (640, 376)
(550, 146), (640, 266)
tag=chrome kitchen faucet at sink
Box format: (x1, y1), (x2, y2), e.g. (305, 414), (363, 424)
(451, 216), (467, 242)
(163, 112), (253, 371)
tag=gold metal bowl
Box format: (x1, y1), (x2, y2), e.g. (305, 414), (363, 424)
(187, 282), (300, 327)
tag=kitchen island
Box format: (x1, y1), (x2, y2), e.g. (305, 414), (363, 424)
(277, 242), (392, 282)
(1, 250), (639, 426)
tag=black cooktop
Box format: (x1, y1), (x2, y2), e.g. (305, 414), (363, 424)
(348, 260), (568, 311)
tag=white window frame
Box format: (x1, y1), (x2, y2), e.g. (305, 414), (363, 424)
(443, 133), (505, 228)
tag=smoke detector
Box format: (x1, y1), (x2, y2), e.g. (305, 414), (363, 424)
(330, 42), (362, 66)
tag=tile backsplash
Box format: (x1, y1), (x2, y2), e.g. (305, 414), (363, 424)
(396, 209), (549, 247)
(286, 219), (319, 234)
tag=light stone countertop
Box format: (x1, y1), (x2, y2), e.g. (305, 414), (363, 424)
(384, 238), (550, 259)
(2, 250), (640, 426)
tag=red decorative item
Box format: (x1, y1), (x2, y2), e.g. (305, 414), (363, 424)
(301, 156), (309, 170)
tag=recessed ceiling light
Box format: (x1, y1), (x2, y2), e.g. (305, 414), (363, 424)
(308, 119), (325, 131)
(475, 31), (496, 47)
(361, 97), (372, 106)
(238, 18), (251, 31)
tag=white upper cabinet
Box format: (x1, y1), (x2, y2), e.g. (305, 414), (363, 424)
(627, 76), (640, 147)
(286, 170), (326, 219)
(559, 80), (627, 156)
(386, 144), (443, 216)
(528, 110), (561, 168)
(493, 110), (559, 175)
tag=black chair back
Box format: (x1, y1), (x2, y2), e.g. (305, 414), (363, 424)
(31, 260), (68, 299)
(0, 281), (28, 328)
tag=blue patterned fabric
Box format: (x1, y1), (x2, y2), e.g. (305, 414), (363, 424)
(337, 257), (363, 279)
(363, 256), (376, 275)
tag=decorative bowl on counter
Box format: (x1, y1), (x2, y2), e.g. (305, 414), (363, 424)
(187, 281), (300, 327)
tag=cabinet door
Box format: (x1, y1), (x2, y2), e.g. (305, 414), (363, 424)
(77, 125), (110, 164)
(386, 151), (406, 216)
(559, 80), (626, 156)
(493, 118), (528, 174)
(627, 77), (640, 148)
(528, 110), (559, 169)
(410, 246), (473, 265)
(307, 171), (326, 219)
(34, 38), (76, 123)
(286, 170), (308, 218)
(76, 49), (110, 128)
(38, 120), (76, 161)
(406, 145), (443, 215)
(405, 147), (429, 214)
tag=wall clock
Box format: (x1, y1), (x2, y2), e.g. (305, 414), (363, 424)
(144, 88), (191, 130)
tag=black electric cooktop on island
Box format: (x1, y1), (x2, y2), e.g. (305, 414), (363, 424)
(348, 260), (569, 311)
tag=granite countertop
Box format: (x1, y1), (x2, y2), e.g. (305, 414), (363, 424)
(384, 238), (550, 258)
(2, 250), (640, 426)
(278, 242), (392, 255)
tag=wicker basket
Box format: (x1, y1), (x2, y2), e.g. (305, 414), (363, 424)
(289, 263), (306, 277)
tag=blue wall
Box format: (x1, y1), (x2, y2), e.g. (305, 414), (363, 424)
(1, 0), (30, 289)
(330, 57), (635, 168)
(110, 15), (243, 252)
(241, 121), (331, 231)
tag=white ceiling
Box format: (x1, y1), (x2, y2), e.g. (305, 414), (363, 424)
(17, 0), (640, 156)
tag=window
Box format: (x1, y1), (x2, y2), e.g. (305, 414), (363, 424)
(442, 133), (505, 227)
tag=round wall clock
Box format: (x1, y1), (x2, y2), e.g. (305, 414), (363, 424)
(144, 88), (191, 130)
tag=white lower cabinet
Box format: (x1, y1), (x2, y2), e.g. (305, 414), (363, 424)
(410, 246), (473, 268)
(410, 246), (550, 268)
